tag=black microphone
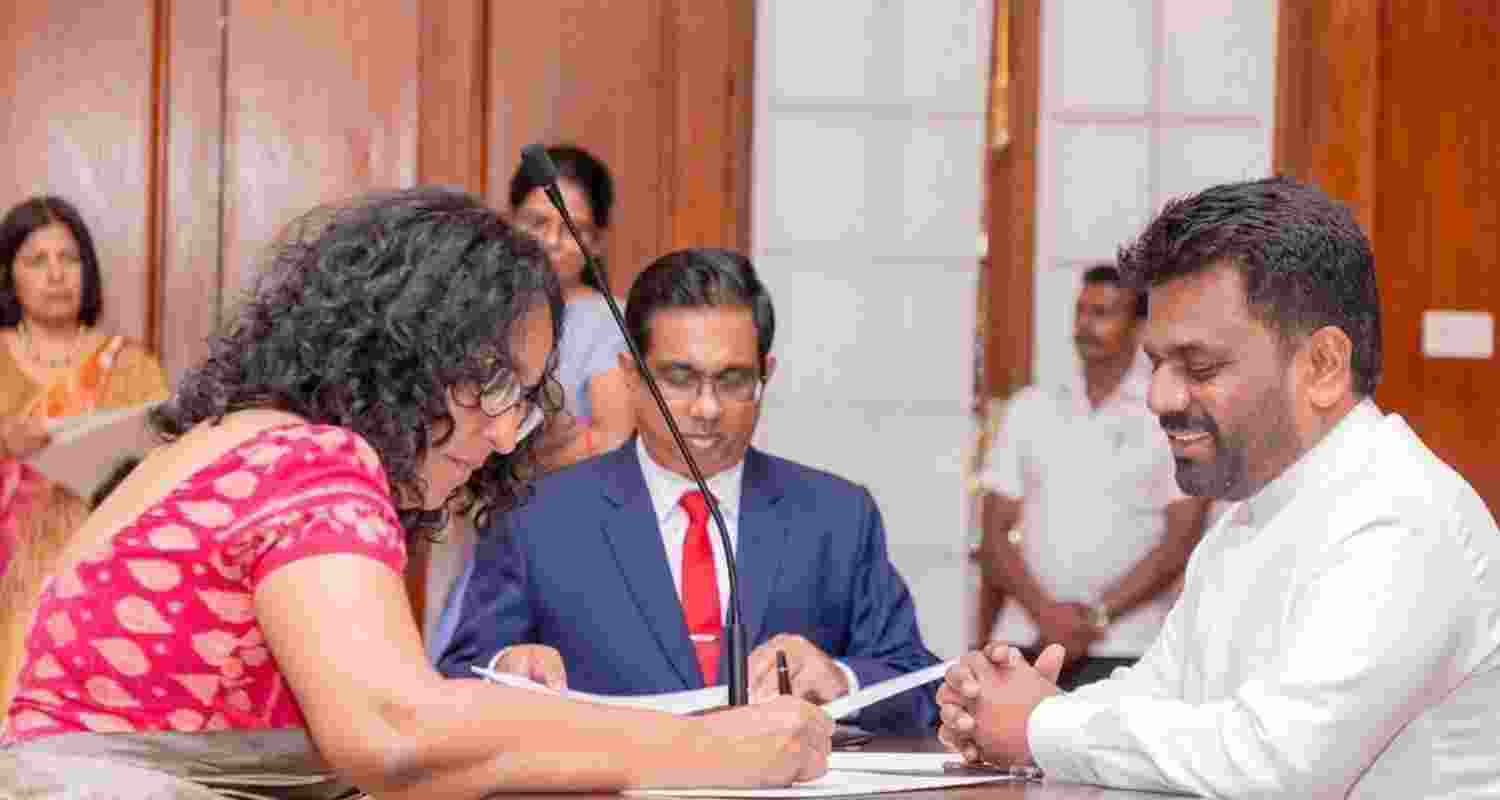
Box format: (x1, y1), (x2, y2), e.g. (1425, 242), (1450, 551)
(519, 144), (750, 707)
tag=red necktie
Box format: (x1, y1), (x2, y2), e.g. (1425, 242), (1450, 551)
(679, 489), (722, 685)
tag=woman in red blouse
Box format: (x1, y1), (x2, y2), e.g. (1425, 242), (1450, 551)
(0, 188), (830, 798)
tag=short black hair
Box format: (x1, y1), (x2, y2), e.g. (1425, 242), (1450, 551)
(0, 196), (105, 327)
(625, 248), (774, 373)
(153, 186), (564, 540)
(1081, 263), (1147, 319)
(509, 145), (615, 295)
(1117, 176), (1381, 396)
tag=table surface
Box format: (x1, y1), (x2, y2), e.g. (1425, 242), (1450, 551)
(492, 738), (1184, 799)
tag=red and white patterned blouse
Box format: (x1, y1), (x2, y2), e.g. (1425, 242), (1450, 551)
(2, 423), (406, 743)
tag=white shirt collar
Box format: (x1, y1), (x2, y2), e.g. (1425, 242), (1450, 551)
(635, 438), (745, 526)
(1240, 398), (1382, 526)
(1061, 349), (1153, 415)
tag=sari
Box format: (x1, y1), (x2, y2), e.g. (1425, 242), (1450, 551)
(0, 333), (168, 726)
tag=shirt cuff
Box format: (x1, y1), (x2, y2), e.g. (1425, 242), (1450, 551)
(1027, 694), (1094, 784)
(487, 647), (513, 673)
(834, 660), (861, 694)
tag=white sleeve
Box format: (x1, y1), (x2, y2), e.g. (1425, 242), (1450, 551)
(977, 389), (1035, 500)
(1027, 521), (1489, 798)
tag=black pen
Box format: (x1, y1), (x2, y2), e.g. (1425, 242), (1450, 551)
(776, 650), (792, 695)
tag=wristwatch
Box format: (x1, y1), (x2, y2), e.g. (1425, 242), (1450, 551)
(1087, 602), (1113, 629)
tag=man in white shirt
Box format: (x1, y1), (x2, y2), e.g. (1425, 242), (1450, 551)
(975, 265), (1209, 689)
(438, 248), (939, 734)
(938, 177), (1500, 797)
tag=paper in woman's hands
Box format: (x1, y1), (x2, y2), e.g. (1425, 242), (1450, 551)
(27, 400), (160, 498)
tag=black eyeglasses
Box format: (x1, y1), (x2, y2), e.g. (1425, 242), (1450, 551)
(650, 365), (764, 404)
(453, 374), (559, 440)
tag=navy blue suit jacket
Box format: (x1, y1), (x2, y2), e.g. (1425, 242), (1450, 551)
(437, 442), (940, 734)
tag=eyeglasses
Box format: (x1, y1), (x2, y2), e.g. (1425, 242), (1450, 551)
(651, 365), (764, 404)
(511, 209), (599, 246)
(454, 373), (557, 441)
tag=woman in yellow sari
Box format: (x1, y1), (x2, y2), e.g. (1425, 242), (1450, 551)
(0, 196), (168, 719)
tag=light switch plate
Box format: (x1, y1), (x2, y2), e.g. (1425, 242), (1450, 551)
(1421, 310), (1494, 359)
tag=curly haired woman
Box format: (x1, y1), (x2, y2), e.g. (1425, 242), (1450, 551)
(0, 187), (829, 799)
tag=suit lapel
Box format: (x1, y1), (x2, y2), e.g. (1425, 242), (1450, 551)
(599, 446), (703, 689)
(734, 449), (790, 646)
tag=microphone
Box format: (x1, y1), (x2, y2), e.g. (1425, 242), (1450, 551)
(519, 144), (750, 707)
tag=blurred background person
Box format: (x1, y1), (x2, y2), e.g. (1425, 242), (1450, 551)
(510, 144), (634, 471)
(0, 195), (168, 717)
(973, 264), (1208, 690)
(0, 188), (829, 797)
(421, 145), (638, 656)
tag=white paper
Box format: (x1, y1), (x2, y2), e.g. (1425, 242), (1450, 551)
(471, 666), (728, 715)
(26, 400), (161, 498)
(473, 658), (953, 720)
(819, 659), (954, 721)
(825, 752), (955, 774)
(624, 769), (1015, 798)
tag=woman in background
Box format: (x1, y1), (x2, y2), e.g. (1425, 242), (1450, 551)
(0, 187), (829, 799)
(0, 196), (168, 719)
(509, 144), (635, 470)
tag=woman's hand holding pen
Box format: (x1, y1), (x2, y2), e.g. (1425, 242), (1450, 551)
(748, 634), (849, 704)
(491, 644), (568, 690)
(693, 695), (833, 786)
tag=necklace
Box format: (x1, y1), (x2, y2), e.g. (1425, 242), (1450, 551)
(18, 320), (83, 369)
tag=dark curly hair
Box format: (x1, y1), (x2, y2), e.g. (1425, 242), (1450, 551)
(1117, 176), (1381, 397)
(0, 195), (105, 327)
(152, 187), (564, 541)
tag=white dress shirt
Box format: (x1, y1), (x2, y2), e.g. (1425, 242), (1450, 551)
(979, 352), (1185, 656)
(635, 441), (860, 691)
(1028, 400), (1500, 798)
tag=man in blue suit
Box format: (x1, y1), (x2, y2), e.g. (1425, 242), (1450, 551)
(437, 248), (939, 734)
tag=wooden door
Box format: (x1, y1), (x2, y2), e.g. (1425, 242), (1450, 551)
(1, 2), (158, 343)
(1277, 1), (1500, 512)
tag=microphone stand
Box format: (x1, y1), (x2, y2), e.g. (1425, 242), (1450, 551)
(519, 144), (750, 707)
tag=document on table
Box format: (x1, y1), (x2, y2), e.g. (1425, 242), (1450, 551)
(624, 767), (1018, 798)
(472, 658), (955, 719)
(471, 666), (728, 715)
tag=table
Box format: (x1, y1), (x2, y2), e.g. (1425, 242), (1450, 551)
(823, 737), (1183, 799)
(489, 738), (1186, 799)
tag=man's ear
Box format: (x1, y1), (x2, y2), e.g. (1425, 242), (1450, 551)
(762, 354), (777, 384)
(1302, 326), (1354, 409)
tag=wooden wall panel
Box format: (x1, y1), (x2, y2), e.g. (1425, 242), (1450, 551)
(1273, 1), (1378, 234)
(158, 0), (227, 382)
(219, 0), (420, 316)
(1, 2), (158, 343)
(1277, 0), (1500, 512)
(659, 0), (756, 255)
(983, 0), (1040, 400)
(1373, 1), (1500, 511)
(418, 0), (488, 194)
(487, 1), (669, 298)
(487, 1), (756, 297)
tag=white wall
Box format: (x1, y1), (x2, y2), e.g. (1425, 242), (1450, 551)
(1033, 0), (1276, 387)
(749, 1), (1274, 660)
(751, 0), (991, 658)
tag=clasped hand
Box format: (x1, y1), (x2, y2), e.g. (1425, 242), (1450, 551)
(936, 642), (1065, 768)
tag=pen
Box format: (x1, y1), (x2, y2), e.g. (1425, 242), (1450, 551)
(776, 650), (792, 696)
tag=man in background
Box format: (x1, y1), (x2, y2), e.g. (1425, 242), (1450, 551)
(974, 265), (1209, 689)
(439, 248), (939, 734)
